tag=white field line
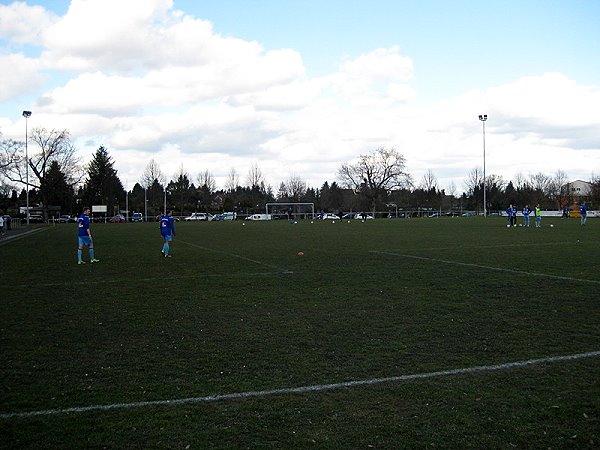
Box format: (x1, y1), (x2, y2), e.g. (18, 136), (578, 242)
(0, 226), (48, 246)
(372, 250), (600, 285)
(388, 241), (580, 253)
(178, 239), (293, 274)
(1, 350), (598, 420)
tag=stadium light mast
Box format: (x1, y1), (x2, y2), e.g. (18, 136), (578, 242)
(22, 110), (32, 225)
(478, 114), (488, 218)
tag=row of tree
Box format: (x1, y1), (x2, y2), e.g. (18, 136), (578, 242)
(1, 128), (599, 219)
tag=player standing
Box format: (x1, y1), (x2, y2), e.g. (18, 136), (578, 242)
(506, 204), (517, 227)
(77, 207), (100, 265)
(579, 202), (587, 225)
(160, 210), (176, 257)
(534, 204), (542, 228)
(522, 205), (531, 227)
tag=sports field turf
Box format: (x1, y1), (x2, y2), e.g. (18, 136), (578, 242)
(1, 217), (599, 448)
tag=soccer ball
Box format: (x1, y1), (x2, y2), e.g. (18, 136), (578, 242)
(550, 224), (554, 228)
(297, 251), (304, 256)
(506, 224), (510, 228)
(332, 221), (335, 224)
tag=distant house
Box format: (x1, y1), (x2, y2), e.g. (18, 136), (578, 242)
(561, 180), (593, 209)
(564, 180), (592, 197)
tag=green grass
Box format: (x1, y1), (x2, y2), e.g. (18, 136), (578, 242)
(1, 218), (599, 448)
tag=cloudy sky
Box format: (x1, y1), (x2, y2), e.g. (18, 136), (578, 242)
(1, 0), (599, 192)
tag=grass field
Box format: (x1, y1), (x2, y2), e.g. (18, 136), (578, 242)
(1, 217), (599, 449)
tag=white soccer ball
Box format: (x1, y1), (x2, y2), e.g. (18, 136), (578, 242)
(550, 224), (554, 228)
(506, 224), (510, 228)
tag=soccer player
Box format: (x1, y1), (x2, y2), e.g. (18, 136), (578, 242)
(506, 204), (517, 227)
(580, 202), (587, 225)
(77, 207), (99, 264)
(534, 204), (542, 228)
(160, 210), (176, 257)
(522, 205), (531, 227)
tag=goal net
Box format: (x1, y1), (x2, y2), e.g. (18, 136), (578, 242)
(265, 202), (315, 220)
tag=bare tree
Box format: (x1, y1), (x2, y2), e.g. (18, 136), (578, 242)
(514, 172), (528, 190)
(420, 169), (438, 191)
(464, 167), (483, 196)
(486, 174), (506, 191)
(529, 172), (552, 195)
(197, 169), (216, 192)
(284, 174), (307, 201)
(339, 147), (411, 210)
(225, 167), (239, 192)
(1, 128), (81, 188)
(447, 181), (457, 198)
(0, 134), (21, 172)
(548, 169), (569, 207)
(140, 159), (165, 188)
(1, 128), (81, 218)
(246, 162), (265, 188)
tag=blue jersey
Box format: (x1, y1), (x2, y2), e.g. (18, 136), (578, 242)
(522, 207), (530, 217)
(160, 215), (176, 237)
(506, 206), (516, 217)
(77, 213), (90, 237)
(580, 204), (587, 216)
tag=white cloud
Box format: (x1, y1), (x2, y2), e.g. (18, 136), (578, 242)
(0, 1), (58, 44)
(0, 53), (44, 101)
(0, 1), (598, 193)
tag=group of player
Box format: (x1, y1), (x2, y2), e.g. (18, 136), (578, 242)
(76, 207), (176, 264)
(505, 202), (588, 228)
(505, 204), (541, 228)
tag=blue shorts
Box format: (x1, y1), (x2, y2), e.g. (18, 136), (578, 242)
(163, 234), (172, 242)
(79, 236), (92, 246)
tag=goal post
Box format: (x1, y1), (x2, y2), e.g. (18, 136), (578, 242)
(265, 203), (315, 220)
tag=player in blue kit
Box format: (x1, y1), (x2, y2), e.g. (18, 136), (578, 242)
(506, 204), (517, 227)
(160, 210), (176, 257)
(522, 205), (531, 227)
(579, 202), (587, 225)
(77, 207), (100, 264)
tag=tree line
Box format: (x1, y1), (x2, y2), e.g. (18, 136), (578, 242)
(1, 128), (598, 219)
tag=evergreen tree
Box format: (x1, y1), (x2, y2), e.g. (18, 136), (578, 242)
(41, 160), (75, 214)
(83, 146), (125, 215)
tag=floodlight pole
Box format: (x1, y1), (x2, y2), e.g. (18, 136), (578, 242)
(479, 114), (487, 217)
(22, 111), (32, 225)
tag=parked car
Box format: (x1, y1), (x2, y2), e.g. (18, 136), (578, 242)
(246, 214), (271, 221)
(2, 215), (12, 230)
(131, 212), (143, 222)
(341, 213), (373, 220)
(22, 214), (44, 224)
(211, 212), (236, 221)
(58, 215), (73, 223)
(109, 214), (126, 223)
(319, 213), (340, 220)
(184, 212), (211, 221)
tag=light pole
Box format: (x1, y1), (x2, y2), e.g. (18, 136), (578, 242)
(478, 114), (487, 217)
(22, 111), (32, 225)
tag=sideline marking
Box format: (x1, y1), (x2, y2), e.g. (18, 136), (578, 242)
(372, 251), (600, 285)
(1, 350), (598, 420)
(179, 239), (293, 274)
(0, 227), (48, 246)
